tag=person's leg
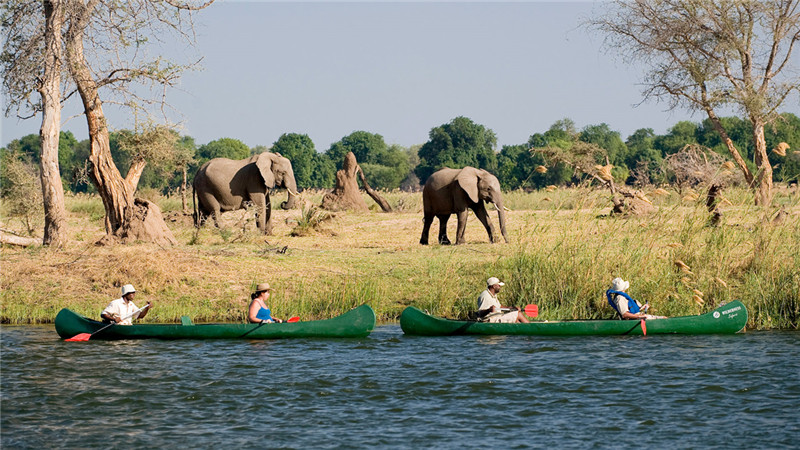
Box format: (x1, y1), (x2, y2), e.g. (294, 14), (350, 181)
(516, 311), (530, 323)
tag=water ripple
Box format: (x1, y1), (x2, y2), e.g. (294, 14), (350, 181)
(2, 326), (799, 448)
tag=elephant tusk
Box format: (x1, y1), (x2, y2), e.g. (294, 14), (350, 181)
(492, 203), (512, 212)
(287, 188), (299, 197)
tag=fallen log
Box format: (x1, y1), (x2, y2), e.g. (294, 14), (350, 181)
(0, 231), (39, 247)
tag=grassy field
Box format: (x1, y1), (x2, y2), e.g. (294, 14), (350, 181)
(1, 186), (798, 329)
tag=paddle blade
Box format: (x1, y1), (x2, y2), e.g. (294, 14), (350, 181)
(65, 333), (92, 342)
(641, 319), (647, 336)
(524, 304), (538, 318)
(287, 316), (300, 323)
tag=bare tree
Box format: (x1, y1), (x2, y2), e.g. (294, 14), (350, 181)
(2, 0), (68, 247)
(61, 0), (212, 244)
(591, 0), (800, 207)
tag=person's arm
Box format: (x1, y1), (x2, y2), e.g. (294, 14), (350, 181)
(621, 311), (646, 320)
(476, 306), (498, 318)
(101, 301), (120, 323)
(100, 312), (120, 323)
(135, 302), (152, 320)
(248, 300), (262, 323)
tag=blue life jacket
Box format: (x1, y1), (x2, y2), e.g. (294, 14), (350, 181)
(605, 289), (640, 316)
(255, 307), (272, 322)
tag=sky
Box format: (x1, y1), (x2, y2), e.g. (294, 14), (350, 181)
(4, 0), (793, 151)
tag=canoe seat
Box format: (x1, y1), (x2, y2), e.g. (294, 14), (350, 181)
(181, 316), (194, 326)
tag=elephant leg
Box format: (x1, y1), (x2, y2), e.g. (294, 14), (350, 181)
(250, 192), (272, 235)
(455, 210), (469, 244)
(264, 195), (273, 235)
(200, 195), (222, 228)
(437, 214), (451, 245)
(472, 204), (497, 243)
(420, 214), (434, 245)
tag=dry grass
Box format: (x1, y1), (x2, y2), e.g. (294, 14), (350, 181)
(1, 187), (798, 328)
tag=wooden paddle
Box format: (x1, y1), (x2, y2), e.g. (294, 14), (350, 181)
(65, 304), (150, 342)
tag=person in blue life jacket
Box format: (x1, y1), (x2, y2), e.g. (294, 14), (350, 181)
(248, 283), (284, 323)
(606, 277), (666, 320)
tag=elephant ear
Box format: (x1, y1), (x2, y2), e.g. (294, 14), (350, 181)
(456, 167), (480, 204)
(255, 152), (276, 188)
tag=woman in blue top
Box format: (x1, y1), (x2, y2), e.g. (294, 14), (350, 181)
(248, 283), (284, 323)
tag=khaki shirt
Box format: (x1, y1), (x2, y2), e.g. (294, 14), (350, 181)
(101, 298), (141, 325)
(477, 289), (501, 312)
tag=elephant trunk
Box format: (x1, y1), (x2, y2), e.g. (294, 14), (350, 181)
(495, 200), (509, 243)
(281, 177), (299, 210)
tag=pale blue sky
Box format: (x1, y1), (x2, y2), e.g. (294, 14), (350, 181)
(4, 1), (774, 151)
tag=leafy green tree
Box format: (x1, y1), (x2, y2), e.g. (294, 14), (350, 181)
(272, 133), (319, 189)
(625, 128), (663, 185)
(196, 138), (250, 165)
(415, 116), (497, 183)
(654, 121), (699, 156)
(579, 123), (628, 166)
(326, 131), (410, 190)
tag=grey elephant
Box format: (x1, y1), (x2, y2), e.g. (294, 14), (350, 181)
(420, 166), (508, 245)
(193, 152), (299, 234)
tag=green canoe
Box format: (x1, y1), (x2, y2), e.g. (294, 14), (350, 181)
(400, 300), (748, 336)
(56, 304), (376, 340)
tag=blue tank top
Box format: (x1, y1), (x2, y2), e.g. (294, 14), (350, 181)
(255, 307), (272, 322)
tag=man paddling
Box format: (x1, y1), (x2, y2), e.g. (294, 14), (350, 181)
(477, 277), (529, 323)
(101, 284), (152, 325)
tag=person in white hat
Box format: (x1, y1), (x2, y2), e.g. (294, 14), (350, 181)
(248, 283), (284, 323)
(100, 284), (152, 325)
(476, 277), (529, 323)
(605, 277), (665, 320)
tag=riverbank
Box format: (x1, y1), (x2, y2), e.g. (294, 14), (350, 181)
(1, 187), (798, 328)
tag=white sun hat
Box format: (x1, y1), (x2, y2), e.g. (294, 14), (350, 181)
(121, 284), (136, 296)
(487, 277), (505, 287)
(611, 277), (630, 292)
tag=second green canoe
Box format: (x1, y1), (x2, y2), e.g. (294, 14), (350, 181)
(56, 304), (376, 340)
(400, 300), (747, 336)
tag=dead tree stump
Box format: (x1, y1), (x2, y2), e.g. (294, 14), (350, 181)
(321, 152), (391, 212)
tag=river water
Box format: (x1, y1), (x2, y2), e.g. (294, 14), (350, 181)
(2, 325), (798, 449)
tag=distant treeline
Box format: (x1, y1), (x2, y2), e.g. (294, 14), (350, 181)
(2, 114), (799, 195)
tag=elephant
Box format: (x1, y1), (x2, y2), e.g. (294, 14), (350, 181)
(193, 152), (299, 234)
(420, 166), (508, 245)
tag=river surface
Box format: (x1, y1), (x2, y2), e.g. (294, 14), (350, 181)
(2, 325), (799, 449)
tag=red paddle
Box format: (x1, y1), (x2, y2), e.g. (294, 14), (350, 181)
(286, 316), (300, 323)
(641, 319), (647, 336)
(65, 304), (150, 342)
(524, 304), (538, 318)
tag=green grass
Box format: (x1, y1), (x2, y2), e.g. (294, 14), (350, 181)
(1, 186), (798, 328)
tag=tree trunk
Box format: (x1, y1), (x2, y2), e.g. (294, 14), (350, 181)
(357, 168), (392, 212)
(65, 2), (175, 245)
(39, 0), (67, 248)
(705, 109), (755, 186)
(751, 120), (773, 207)
(181, 166), (189, 214)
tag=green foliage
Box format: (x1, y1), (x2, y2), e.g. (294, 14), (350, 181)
(325, 131), (410, 190)
(0, 149), (42, 235)
(271, 133), (336, 189)
(415, 116), (497, 183)
(654, 121), (699, 155)
(196, 137), (250, 165)
(579, 123), (627, 166)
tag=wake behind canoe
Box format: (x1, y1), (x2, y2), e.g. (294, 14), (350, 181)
(56, 304), (376, 340)
(400, 300), (747, 336)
